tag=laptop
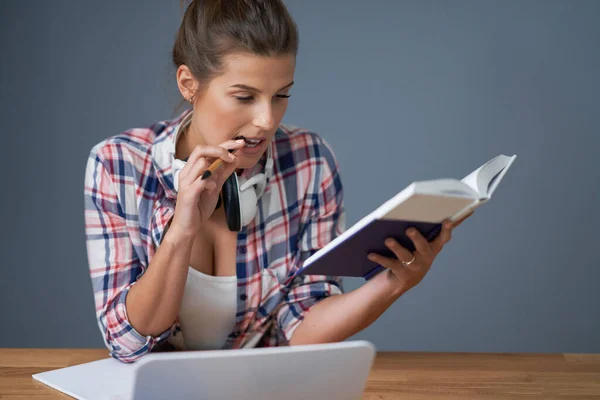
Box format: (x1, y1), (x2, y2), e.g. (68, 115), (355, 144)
(32, 340), (376, 400)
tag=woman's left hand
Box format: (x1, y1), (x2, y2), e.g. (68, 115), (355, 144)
(367, 211), (474, 295)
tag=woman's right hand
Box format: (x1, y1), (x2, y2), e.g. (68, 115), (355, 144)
(169, 139), (245, 239)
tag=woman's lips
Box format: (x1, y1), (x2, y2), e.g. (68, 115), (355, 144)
(237, 139), (267, 155)
(234, 135), (266, 144)
(233, 135), (267, 156)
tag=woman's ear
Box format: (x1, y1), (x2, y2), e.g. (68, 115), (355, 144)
(176, 64), (198, 102)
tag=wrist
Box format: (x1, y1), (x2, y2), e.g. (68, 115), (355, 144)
(372, 269), (408, 299)
(162, 222), (195, 249)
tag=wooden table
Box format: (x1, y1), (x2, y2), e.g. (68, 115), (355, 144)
(1, 349), (599, 399)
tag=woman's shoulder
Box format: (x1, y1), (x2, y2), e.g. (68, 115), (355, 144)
(87, 113), (184, 176)
(90, 118), (172, 162)
(274, 123), (340, 173)
(275, 123), (338, 160)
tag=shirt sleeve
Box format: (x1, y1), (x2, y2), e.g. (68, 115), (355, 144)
(84, 148), (173, 363)
(276, 135), (345, 343)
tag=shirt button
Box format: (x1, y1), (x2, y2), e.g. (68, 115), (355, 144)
(238, 245), (247, 254)
(240, 294), (247, 301)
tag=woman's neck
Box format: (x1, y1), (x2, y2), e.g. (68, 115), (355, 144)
(175, 123), (197, 161)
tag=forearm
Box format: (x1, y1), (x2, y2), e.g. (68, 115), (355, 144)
(289, 270), (405, 345)
(125, 227), (194, 337)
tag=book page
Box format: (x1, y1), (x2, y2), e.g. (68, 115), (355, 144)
(412, 178), (479, 199)
(461, 154), (515, 197)
(486, 154), (517, 196)
(379, 192), (477, 223)
(461, 168), (483, 195)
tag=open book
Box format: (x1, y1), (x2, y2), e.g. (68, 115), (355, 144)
(297, 154), (517, 280)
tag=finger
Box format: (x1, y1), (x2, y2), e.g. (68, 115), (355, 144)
(184, 141), (243, 172)
(432, 220), (453, 253)
(367, 252), (401, 272)
(212, 155), (242, 188)
(181, 157), (210, 186)
(452, 210), (474, 229)
(189, 172), (218, 197)
(384, 238), (414, 264)
(178, 145), (214, 183)
(189, 155), (238, 193)
(197, 143), (242, 163)
(220, 139), (246, 151)
(406, 227), (433, 258)
(180, 141), (242, 183)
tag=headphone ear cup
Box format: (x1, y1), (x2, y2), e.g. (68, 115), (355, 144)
(239, 185), (259, 227)
(221, 173), (241, 232)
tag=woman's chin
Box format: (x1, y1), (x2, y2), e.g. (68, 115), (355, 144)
(236, 150), (267, 169)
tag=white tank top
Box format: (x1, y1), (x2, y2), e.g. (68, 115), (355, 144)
(178, 267), (238, 350)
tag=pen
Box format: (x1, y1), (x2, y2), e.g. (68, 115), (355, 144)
(200, 146), (243, 180)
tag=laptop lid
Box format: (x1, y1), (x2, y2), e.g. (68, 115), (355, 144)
(132, 340), (376, 400)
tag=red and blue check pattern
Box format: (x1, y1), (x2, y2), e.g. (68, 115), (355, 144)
(84, 109), (345, 362)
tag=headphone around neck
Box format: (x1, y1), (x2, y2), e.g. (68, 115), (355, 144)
(170, 113), (273, 232)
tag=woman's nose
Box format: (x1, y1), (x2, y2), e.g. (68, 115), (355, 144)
(253, 105), (275, 131)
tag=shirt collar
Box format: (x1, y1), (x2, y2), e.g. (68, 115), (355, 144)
(151, 109), (273, 200)
(151, 109), (191, 200)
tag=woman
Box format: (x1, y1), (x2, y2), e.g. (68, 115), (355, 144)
(84, 0), (469, 363)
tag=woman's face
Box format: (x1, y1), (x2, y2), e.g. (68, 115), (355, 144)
(177, 52), (296, 169)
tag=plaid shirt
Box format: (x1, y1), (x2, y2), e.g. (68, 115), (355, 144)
(84, 109), (345, 363)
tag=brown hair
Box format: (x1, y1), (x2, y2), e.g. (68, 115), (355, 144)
(173, 0), (299, 108)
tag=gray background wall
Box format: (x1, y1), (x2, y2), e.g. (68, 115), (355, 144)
(1, 0), (598, 353)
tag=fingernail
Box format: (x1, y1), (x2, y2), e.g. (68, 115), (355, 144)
(367, 253), (375, 260)
(228, 153), (235, 160)
(235, 139), (245, 143)
(407, 228), (415, 235)
(385, 238), (394, 245)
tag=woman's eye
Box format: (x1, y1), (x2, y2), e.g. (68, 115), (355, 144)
(235, 93), (292, 103)
(235, 95), (254, 102)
